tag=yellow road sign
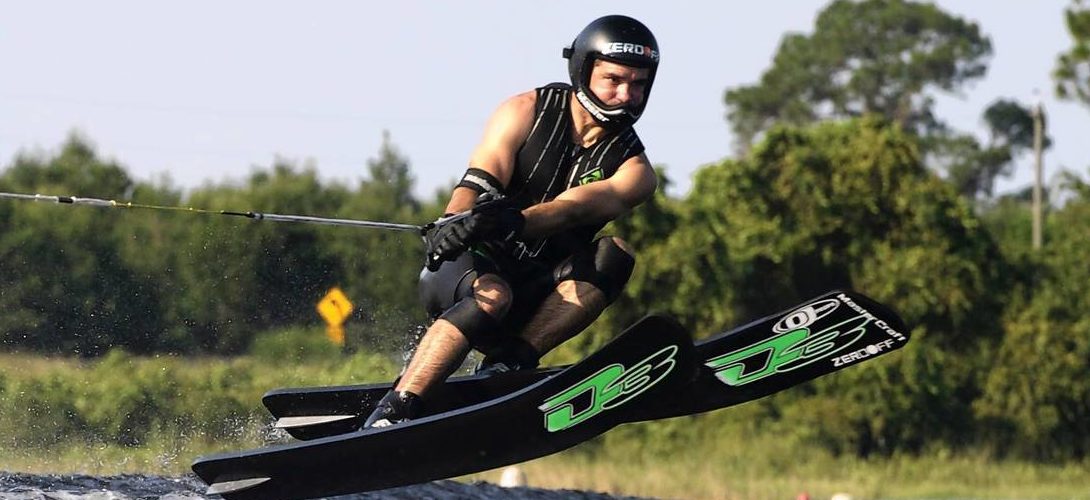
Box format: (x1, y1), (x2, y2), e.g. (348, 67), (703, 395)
(317, 287), (354, 326)
(317, 287), (354, 346)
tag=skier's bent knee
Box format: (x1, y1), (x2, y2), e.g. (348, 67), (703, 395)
(555, 236), (636, 303)
(439, 296), (506, 353)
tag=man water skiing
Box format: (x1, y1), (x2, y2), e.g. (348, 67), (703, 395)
(364, 14), (662, 428)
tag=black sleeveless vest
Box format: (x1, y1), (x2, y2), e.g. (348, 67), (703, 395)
(502, 83), (645, 264)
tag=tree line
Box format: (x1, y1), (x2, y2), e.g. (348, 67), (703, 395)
(1, 0), (1088, 460)
(0, 133), (437, 356)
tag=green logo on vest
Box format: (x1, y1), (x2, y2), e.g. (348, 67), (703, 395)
(578, 168), (604, 185)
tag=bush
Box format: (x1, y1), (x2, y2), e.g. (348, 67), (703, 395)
(249, 326), (344, 363)
(0, 344), (403, 456)
(0, 374), (87, 449)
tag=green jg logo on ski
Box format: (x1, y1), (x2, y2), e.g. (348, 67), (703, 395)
(705, 298), (871, 386)
(539, 345), (678, 433)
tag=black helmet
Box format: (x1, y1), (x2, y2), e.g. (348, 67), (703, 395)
(563, 15), (659, 128)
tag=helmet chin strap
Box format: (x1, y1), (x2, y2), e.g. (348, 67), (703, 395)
(574, 89), (639, 128)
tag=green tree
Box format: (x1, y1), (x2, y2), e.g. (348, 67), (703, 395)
(930, 98), (1050, 199)
(361, 130), (418, 210)
(325, 132), (431, 352)
(0, 132), (437, 356)
(593, 117), (1006, 454)
(168, 161), (348, 353)
(982, 99), (1042, 150)
(725, 0), (991, 149)
(975, 195), (1090, 459)
(1054, 0), (1090, 106)
(2, 133), (133, 196)
(1059, 168), (1090, 199)
(926, 133), (1008, 199)
(0, 134), (165, 355)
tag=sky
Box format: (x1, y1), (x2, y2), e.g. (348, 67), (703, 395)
(1, 1), (1086, 201)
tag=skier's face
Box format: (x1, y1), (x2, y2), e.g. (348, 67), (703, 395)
(587, 60), (649, 109)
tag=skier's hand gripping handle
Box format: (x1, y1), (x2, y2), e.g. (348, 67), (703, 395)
(422, 194), (524, 272)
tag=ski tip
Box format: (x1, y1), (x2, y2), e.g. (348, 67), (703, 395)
(275, 414), (357, 429)
(206, 476), (271, 495)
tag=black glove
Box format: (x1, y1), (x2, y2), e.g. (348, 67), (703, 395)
(424, 195), (525, 271)
(423, 215), (475, 270)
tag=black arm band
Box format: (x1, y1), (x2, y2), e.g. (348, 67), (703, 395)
(456, 168), (505, 196)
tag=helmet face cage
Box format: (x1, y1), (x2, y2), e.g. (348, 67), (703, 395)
(564, 15), (659, 128)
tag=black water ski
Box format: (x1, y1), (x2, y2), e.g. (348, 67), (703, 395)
(265, 290), (909, 438)
(192, 315), (697, 500)
(628, 290), (910, 422)
(263, 366), (562, 440)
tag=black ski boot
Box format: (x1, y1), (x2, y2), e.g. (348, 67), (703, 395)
(474, 338), (540, 376)
(473, 358), (524, 376)
(362, 389), (423, 429)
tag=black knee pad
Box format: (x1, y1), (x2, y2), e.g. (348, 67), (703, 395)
(419, 253), (506, 352)
(438, 296), (504, 352)
(554, 237), (635, 303)
(419, 252), (478, 319)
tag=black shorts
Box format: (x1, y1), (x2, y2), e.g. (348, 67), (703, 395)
(417, 245), (574, 336)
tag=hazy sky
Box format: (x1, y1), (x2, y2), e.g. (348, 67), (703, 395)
(1, 1), (1085, 200)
